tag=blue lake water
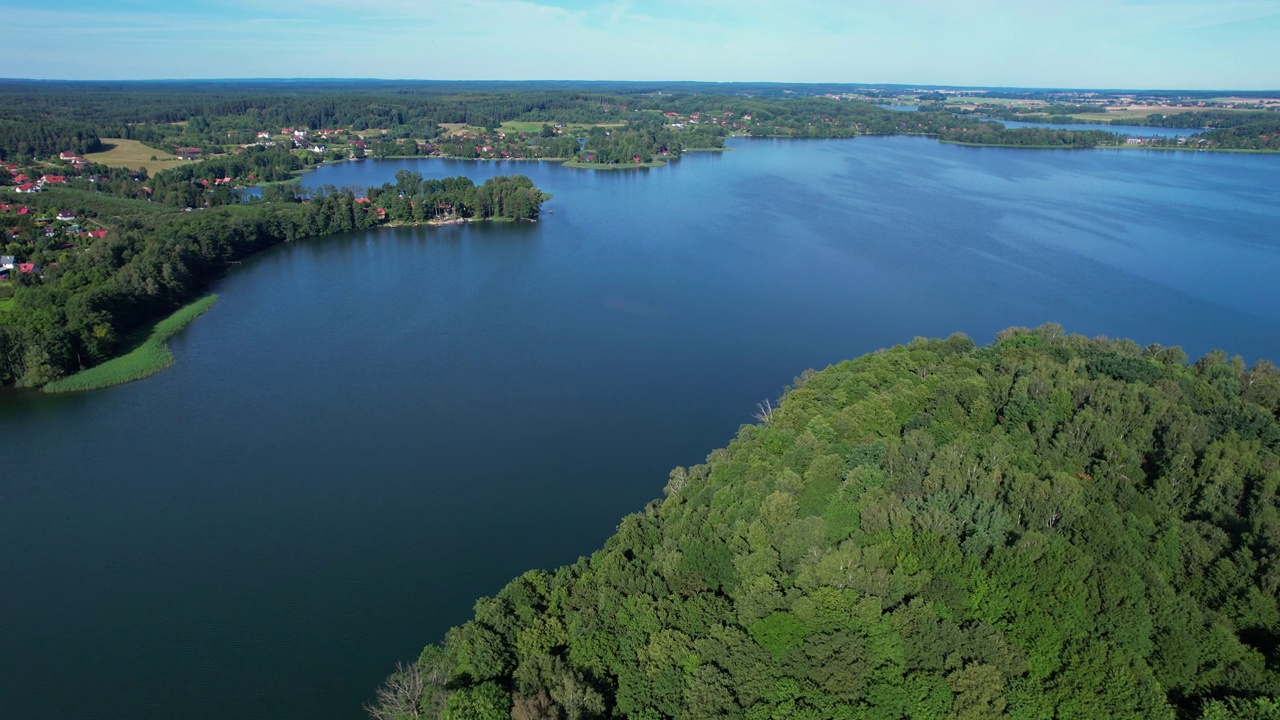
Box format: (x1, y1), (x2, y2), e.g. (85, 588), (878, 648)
(2, 136), (1279, 720)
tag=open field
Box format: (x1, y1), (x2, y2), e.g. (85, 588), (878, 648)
(42, 295), (218, 393)
(439, 123), (485, 137)
(0, 298), (13, 312)
(949, 96), (1048, 108)
(1207, 96), (1280, 105)
(497, 121), (627, 135)
(86, 138), (192, 174)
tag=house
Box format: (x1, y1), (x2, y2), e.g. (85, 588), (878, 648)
(18, 262), (36, 274)
(0, 255), (14, 270)
(13, 174), (30, 184)
(257, 131), (271, 139)
(40, 174), (68, 185)
(214, 177), (233, 185)
(59, 151), (80, 161)
(175, 147), (203, 160)
(88, 229), (107, 239)
(15, 183), (41, 193)
(56, 212), (76, 222)
(17, 206), (30, 215)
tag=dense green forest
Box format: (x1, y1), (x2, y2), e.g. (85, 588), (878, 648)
(369, 326), (1280, 720)
(0, 174), (543, 387)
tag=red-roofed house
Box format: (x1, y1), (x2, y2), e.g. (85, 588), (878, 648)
(18, 263), (36, 274)
(17, 207), (30, 215)
(88, 229), (107, 239)
(40, 174), (68, 185)
(257, 131), (271, 139)
(13, 174), (29, 184)
(16, 183), (40, 194)
(59, 151), (80, 161)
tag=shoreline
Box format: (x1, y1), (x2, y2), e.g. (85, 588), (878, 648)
(41, 295), (219, 393)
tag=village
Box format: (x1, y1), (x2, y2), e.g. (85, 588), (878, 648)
(1, 153), (112, 284)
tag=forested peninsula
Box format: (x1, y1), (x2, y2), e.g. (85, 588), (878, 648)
(370, 327), (1280, 720)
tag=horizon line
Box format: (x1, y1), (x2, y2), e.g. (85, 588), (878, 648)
(1, 78), (1277, 94)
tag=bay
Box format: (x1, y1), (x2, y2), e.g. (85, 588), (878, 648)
(2, 136), (1279, 719)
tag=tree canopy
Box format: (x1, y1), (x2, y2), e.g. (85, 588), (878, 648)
(371, 326), (1280, 719)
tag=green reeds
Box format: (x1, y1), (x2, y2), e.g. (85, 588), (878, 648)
(42, 295), (218, 393)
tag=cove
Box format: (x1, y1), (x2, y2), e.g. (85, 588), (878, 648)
(2, 136), (1279, 720)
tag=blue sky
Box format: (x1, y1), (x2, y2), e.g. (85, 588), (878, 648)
(4, 0), (1278, 89)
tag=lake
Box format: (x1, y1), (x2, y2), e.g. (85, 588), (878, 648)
(3, 136), (1279, 720)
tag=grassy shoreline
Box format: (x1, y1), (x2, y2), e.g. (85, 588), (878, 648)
(42, 295), (218, 393)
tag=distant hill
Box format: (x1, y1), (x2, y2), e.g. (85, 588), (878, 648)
(371, 325), (1280, 720)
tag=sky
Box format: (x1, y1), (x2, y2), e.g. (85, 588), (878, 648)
(3, 0), (1278, 89)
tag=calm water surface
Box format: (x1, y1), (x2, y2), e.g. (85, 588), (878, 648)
(3, 137), (1279, 720)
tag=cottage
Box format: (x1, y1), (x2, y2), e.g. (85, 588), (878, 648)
(257, 131), (271, 139)
(15, 183), (41, 194)
(18, 262), (36, 274)
(58, 151), (79, 161)
(175, 147), (203, 160)
(40, 174), (68, 185)
(56, 212), (77, 222)
(0, 255), (14, 270)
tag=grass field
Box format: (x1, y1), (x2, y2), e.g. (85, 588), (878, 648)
(42, 295), (218, 393)
(86, 138), (193, 174)
(950, 97), (1048, 108)
(0, 298), (12, 312)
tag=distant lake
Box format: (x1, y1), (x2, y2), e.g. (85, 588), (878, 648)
(988, 118), (1197, 138)
(3, 136), (1279, 720)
